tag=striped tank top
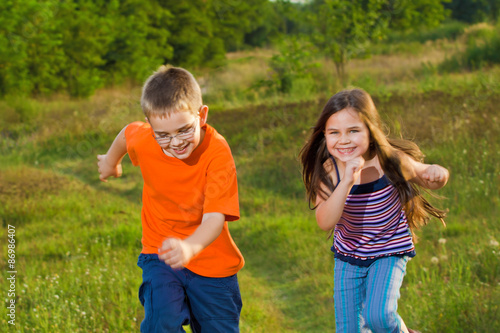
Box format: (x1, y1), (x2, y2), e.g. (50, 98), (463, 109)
(330, 157), (415, 267)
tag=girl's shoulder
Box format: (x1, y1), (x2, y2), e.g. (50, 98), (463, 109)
(323, 156), (340, 186)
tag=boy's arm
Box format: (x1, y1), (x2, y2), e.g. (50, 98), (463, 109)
(97, 125), (128, 182)
(158, 212), (225, 269)
(401, 154), (449, 190)
(315, 156), (364, 231)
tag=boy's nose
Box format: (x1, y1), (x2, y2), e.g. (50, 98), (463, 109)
(170, 136), (184, 146)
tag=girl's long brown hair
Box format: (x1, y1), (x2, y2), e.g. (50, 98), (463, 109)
(299, 89), (446, 236)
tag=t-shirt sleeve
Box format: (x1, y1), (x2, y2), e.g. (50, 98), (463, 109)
(124, 121), (145, 166)
(203, 147), (240, 221)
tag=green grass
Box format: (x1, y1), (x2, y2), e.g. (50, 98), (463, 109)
(1, 29), (500, 332)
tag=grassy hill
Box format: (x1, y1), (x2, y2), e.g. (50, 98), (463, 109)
(1, 24), (499, 332)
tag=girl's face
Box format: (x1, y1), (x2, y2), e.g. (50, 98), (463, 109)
(324, 108), (371, 163)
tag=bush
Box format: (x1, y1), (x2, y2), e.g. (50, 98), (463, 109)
(253, 37), (320, 95)
(439, 25), (500, 72)
(386, 20), (467, 44)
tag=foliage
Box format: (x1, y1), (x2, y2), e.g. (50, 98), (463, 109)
(385, 20), (467, 44)
(310, 0), (387, 81)
(308, 0), (449, 81)
(2, 0), (499, 99)
(439, 24), (500, 71)
(0, 0), (273, 98)
(0, 0), (63, 96)
(100, 0), (173, 85)
(0, 0), (173, 98)
(255, 37), (320, 94)
(445, 0), (500, 23)
(384, 0), (451, 30)
(209, 0), (273, 52)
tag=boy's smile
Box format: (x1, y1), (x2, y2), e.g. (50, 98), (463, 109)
(148, 107), (208, 160)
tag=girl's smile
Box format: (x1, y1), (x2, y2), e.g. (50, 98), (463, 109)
(337, 147), (357, 154)
(324, 108), (371, 162)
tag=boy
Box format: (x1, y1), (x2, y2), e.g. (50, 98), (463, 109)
(97, 66), (244, 332)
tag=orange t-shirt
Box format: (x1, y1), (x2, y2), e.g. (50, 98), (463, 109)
(125, 121), (244, 277)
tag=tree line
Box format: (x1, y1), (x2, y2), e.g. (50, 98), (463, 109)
(0, 0), (497, 98)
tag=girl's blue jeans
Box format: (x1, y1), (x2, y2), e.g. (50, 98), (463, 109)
(137, 253), (242, 333)
(333, 256), (409, 333)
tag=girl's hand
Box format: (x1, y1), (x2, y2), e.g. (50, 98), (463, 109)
(158, 238), (195, 270)
(344, 156), (365, 185)
(97, 154), (122, 182)
(421, 164), (449, 184)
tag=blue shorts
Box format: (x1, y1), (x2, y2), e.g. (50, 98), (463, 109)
(137, 253), (242, 333)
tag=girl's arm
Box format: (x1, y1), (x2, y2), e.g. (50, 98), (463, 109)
(401, 154), (449, 190)
(97, 125), (128, 182)
(315, 157), (364, 231)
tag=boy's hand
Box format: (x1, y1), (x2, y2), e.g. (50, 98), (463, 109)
(158, 238), (195, 270)
(97, 154), (122, 182)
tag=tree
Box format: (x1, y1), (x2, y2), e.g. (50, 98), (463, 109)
(101, 0), (173, 85)
(311, 0), (387, 82)
(209, 0), (272, 52)
(159, 0), (274, 67)
(384, 0), (451, 29)
(310, 0), (449, 82)
(0, 0), (65, 96)
(444, 0), (500, 23)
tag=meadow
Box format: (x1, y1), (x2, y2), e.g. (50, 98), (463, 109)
(1, 23), (499, 332)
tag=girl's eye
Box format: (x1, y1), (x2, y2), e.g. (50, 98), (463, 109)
(350, 130), (358, 133)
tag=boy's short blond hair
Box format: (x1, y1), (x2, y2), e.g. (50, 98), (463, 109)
(141, 66), (202, 119)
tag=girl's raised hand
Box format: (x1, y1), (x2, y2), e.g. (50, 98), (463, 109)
(344, 156), (365, 185)
(421, 164), (449, 185)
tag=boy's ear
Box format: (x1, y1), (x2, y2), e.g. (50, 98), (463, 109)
(199, 105), (209, 126)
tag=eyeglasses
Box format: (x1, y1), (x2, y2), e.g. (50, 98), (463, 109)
(151, 118), (198, 146)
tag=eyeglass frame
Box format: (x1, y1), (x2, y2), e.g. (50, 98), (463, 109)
(149, 116), (200, 146)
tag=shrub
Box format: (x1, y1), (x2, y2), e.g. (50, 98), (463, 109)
(439, 24), (500, 71)
(386, 20), (467, 44)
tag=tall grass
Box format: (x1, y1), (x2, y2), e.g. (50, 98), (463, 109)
(1, 29), (499, 332)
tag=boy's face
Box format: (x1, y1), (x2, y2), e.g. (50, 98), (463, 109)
(148, 106), (208, 160)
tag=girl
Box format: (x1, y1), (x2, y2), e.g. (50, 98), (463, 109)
(300, 88), (449, 333)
